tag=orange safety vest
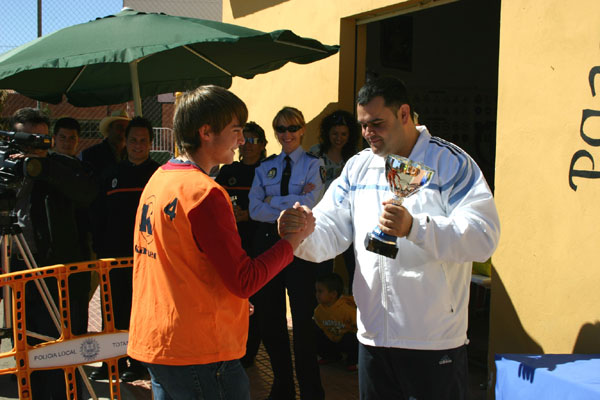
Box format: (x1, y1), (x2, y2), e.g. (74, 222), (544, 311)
(128, 163), (248, 365)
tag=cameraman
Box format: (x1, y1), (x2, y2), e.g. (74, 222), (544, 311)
(10, 108), (97, 399)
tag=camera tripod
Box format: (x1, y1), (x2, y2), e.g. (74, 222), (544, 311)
(0, 211), (61, 340)
(0, 206), (98, 399)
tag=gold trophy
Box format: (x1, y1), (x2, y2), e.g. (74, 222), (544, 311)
(364, 155), (435, 258)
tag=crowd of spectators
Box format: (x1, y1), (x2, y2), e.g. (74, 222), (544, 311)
(3, 75), (500, 400)
(6, 107), (160, 396)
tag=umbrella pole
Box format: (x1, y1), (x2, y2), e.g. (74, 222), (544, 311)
(129, 61), (143, 116)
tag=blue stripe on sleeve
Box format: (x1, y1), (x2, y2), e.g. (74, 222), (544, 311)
(449, 162), (477, 206)
(430, 137), (478, 207)
(351, 184), (389, 191)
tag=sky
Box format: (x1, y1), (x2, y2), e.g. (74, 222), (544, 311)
(0, 0), (124, 54)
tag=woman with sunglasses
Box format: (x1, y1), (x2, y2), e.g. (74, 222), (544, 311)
(310, 109), (361, 193)
(249, 107), (325, 400)
(215, 121), (267, 368)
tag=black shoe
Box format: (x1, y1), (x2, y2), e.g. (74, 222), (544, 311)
(120, 369), (139, 382)
(89, 364), (108, 381)
(120, 366), (147, 382)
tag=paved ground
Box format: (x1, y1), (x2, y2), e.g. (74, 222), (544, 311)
(1, 286), (489, 399)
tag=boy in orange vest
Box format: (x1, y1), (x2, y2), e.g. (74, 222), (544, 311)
(127, 85), (314, 400)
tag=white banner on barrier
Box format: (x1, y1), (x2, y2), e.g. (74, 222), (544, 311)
(28, 332), (129, 369)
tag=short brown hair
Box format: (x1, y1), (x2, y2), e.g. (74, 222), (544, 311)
(53, 117), (81, 136)
(173, 85), (248, 155)
(11, 107), (50, 130)
(126, 116), (154, 141)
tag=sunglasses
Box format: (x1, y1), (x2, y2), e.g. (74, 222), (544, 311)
(244, 137), (262, 144)
(275, 125), (302, 134)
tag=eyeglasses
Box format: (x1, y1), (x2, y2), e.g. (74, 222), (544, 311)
(275, 125), (302, 134)
(243, 137), (261, 144)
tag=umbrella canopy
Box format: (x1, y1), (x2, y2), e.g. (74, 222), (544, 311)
(0, 8), (339, 114)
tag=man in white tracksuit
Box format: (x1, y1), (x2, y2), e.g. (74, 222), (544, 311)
(280, 76), (500, 399)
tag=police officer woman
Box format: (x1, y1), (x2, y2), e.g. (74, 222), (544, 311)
(249, 107), (325, 400)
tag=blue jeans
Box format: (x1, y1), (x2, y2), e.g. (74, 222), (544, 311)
(142, 360), (250, 400)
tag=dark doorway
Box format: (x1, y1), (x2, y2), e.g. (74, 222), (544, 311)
(364, 0), (501, 190)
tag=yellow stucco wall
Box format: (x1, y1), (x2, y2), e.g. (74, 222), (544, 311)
(223, 0), (426, 155)
(490, 0), (600, 358)
(223, 0), (600, 362)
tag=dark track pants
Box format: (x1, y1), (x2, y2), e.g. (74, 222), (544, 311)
(358, 343), (468, 400)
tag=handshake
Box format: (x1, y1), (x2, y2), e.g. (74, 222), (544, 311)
(277, 202), (315, 250)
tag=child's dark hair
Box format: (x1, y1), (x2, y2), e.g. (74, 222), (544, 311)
(316, 273), (344, 298)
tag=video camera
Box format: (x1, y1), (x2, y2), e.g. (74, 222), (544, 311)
(0, 130), (52, 188)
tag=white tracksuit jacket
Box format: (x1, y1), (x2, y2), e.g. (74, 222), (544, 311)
(296, 126), (500, 350)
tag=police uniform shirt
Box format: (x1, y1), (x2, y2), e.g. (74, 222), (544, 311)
(215, 161), (259, 211)
(249, 146), (324, 223)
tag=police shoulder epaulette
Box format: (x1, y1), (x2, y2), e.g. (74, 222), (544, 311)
(305, 152), (319, 159)
(263, 154), (277, 162)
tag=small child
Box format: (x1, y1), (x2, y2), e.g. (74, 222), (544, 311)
(313, 272), (358, 371)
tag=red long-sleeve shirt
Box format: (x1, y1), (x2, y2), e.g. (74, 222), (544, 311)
(128, 160), (293, 365)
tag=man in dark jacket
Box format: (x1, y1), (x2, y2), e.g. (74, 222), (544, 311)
(49, 117), (97, 334)
(81, 109), (130, 178)
(11, 108), (97, 399)
(90, 116), (159, 382)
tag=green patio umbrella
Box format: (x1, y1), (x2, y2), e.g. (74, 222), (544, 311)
(0, 8), (339, 115)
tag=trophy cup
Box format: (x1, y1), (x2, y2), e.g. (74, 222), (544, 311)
(364, 155), (435, 258)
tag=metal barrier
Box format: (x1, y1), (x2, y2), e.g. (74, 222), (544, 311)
(0, 257), (134, 399)
(152, 127), (174, 154)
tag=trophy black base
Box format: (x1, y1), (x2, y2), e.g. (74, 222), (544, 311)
(364, 232), (398, 259)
